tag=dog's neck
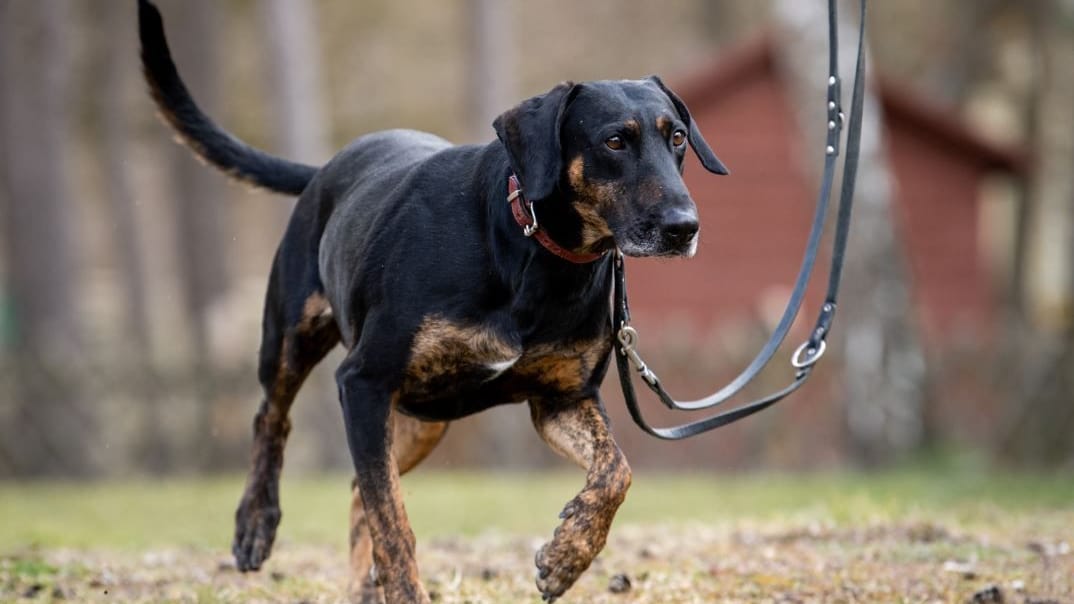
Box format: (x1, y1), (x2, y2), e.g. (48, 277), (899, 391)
(479, 144), (613, 302)
(506, 175), (604, 264)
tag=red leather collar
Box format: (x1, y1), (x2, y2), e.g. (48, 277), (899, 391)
(507, 174), (604, 264)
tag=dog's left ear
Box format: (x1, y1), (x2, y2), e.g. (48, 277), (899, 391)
(648, 75), (729, 175)
(493, 81), (579, 201)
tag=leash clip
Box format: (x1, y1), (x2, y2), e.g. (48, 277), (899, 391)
(617, 324), (658, 386)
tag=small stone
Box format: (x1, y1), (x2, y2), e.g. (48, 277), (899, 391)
(968, 585), (1004, 603)
(942, 560), (977, 580)
(21, 583), (44, 598)
(608, 573), (632, 594)
(428, 591), (441, 602)
(270, 571), (286, 582)
(480, 568), (498, 581)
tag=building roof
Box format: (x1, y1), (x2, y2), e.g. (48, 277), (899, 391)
(672, 33), (1028, 176)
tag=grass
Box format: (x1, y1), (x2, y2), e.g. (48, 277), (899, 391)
(2, 468), (1072, 550)
(1, 468), (1072, 602)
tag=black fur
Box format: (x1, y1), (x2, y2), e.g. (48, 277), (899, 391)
(138, 1), (727, 600)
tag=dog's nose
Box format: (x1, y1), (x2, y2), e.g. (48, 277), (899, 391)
(660, 208), (699, 246)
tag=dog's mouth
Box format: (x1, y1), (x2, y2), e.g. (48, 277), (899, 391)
(617, 227), (699, 258)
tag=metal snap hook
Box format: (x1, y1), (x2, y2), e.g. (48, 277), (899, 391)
(523, 201), (539, 237)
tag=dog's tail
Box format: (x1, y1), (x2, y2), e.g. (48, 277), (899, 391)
(138, 0), (317, 196)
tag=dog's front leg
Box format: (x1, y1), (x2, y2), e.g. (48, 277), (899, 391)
(337, 363), (429, 604)
(529, 396), (632, 601)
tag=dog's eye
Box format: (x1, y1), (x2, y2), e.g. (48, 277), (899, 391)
(605, 136), (625, 151)
(672, 130), (687, 147)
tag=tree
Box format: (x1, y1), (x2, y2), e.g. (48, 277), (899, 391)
(0, 0), (96, 476)
(772, 0), (927, 465)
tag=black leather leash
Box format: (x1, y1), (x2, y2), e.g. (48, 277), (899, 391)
(614, 0), (867, 440)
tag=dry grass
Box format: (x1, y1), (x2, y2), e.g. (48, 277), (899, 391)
(1, 470), (1072, 603)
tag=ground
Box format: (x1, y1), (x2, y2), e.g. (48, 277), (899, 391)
(1, 470), (1071, 603)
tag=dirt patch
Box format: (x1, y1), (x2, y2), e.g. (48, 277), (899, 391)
(2, 522), (1071, 603)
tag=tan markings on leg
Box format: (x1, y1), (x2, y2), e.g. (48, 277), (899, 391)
(235, 293), (340, 571)
(298, 291), (333, 332)
(567, 156), (617, 252)
(529, 397), (632, 601)
(357, 446), (426, 603)
(349, 411), (447, 600)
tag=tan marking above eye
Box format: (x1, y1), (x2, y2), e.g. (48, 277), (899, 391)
(672, 130), (687, 147)
(655, 115), (672, 137)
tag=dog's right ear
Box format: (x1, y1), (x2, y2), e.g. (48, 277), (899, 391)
(493, 81), (579, 202)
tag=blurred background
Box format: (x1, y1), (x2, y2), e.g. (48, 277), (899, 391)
(1, 0), (1073, 479)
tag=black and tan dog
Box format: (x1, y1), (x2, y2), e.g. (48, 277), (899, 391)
(139, 1), (726, 601)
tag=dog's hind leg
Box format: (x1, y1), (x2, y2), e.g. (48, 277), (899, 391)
(529, 396), (632, 602)
(233, 272), (340, 572)
(349, 412), (448, 602)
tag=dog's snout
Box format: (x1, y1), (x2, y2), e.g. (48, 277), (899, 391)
(660, 206), (699, 245)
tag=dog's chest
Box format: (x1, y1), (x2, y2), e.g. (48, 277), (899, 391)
(400, 315), (609, 404)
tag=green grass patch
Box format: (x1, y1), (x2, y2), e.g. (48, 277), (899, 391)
(1, 468), (1071, 552)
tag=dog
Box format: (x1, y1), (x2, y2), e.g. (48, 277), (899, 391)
(138, 1), (727, 601)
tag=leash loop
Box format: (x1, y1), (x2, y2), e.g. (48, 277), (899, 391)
(615, 0), (867, 440)
(791, 338), (827, 369)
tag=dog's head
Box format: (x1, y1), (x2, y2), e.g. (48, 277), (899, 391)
(494, 77), (727, 258)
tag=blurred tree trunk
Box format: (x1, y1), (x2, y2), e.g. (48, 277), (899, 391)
(261, 0), (329, 231)
(158, 0), (230, 469)
(466, 0), (513, 142)
(92, 1), (171, 472)
(261, 0), (330, 165)
(162, 0), (230, 359)
(773, 0), (926, 466)
(0, 0), (96, 476)
(97, 2), (151, 354)
(1002, 0), (1074, 465)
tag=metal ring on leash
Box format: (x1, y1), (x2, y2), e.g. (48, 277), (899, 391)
(791, 339), (827, 369)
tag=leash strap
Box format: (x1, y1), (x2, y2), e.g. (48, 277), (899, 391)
(614, 0), (867, 440)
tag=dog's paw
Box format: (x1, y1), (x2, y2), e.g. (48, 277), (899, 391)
(232, 490), (282, 572)
(534, 497), (606, 602)
(535, 536), (592, 602)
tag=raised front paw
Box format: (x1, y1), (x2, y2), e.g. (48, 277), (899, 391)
(232, 489), (282, 572)
(534, 496), (609, 602)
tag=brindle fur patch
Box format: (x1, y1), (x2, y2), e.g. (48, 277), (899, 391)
(349, 411), (447, 601)
(529, 397), (632, 601)
(406, 315), (521, 381)
(514, 337), (609, 393)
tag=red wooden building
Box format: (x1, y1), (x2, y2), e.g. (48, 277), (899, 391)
(624, 36), (1026, 345)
